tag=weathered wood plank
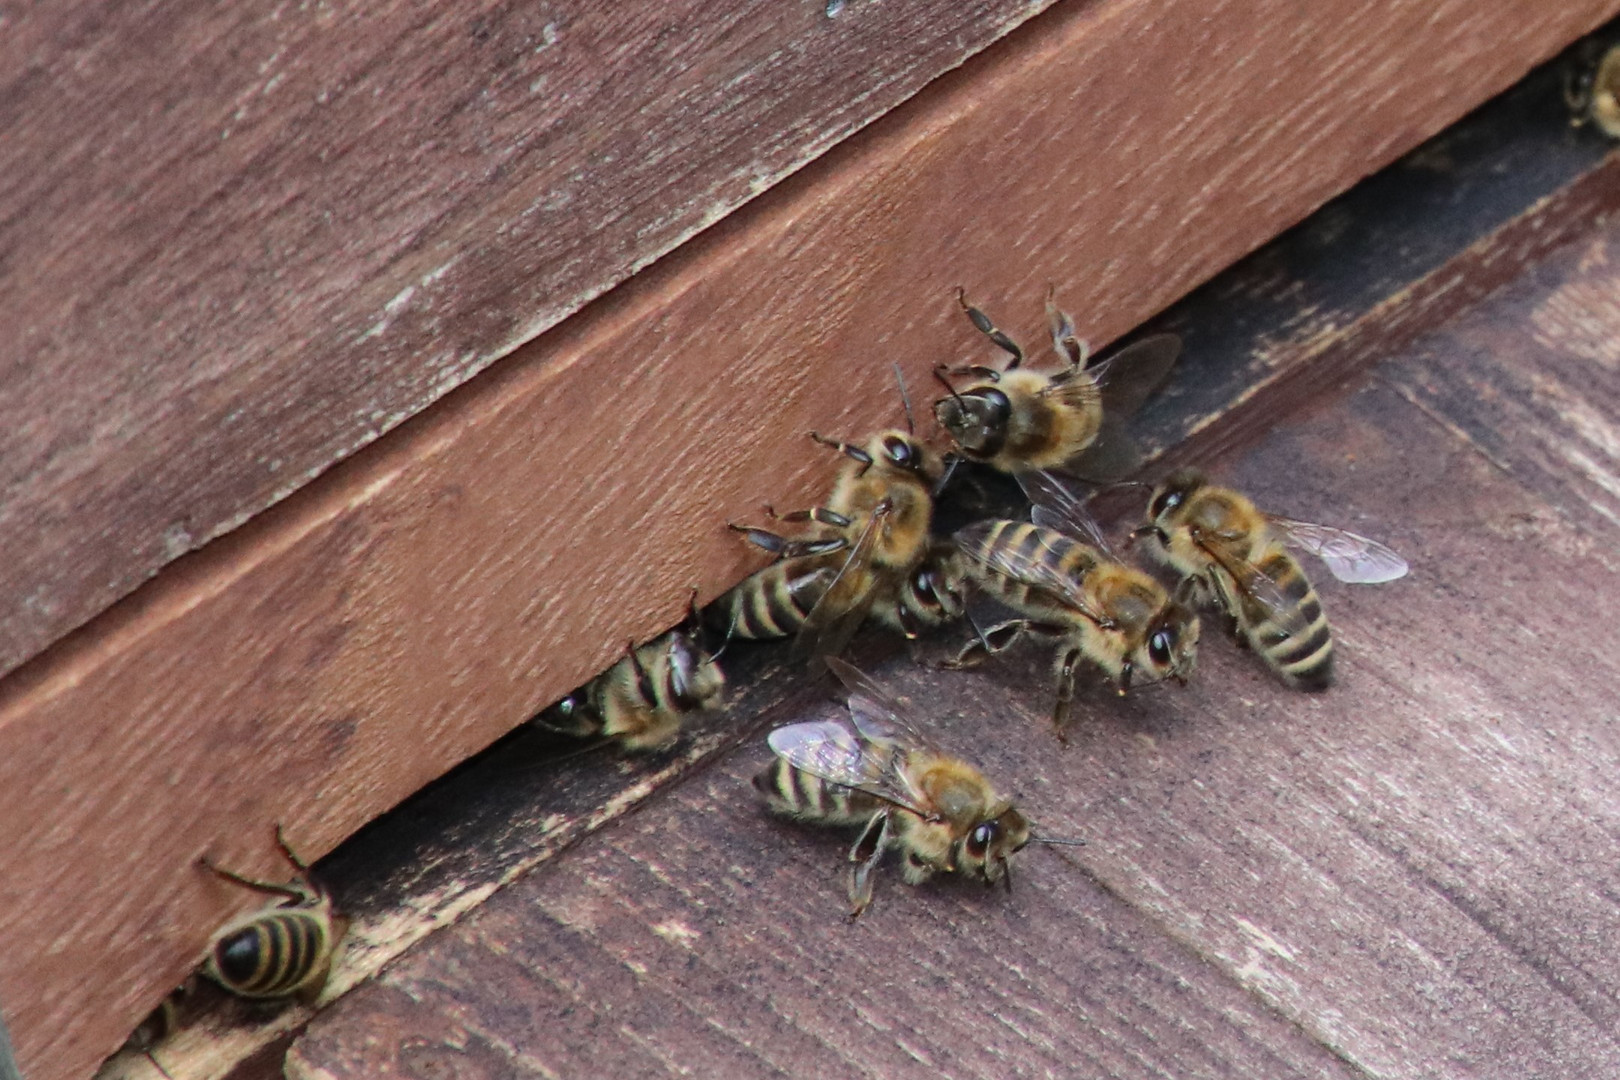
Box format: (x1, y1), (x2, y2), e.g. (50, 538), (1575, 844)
(288, 755), (1367, 1080)
(13, 5), (1620, 1077)
(290, 215), (1620, 1079)
(0, 0), (1067, 677)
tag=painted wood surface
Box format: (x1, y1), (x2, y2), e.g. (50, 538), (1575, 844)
(286, 206), (1620, 1079)
(11, 3), (1620, 1078)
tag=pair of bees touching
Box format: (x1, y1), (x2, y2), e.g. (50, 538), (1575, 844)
(540, 289), (1406, 915)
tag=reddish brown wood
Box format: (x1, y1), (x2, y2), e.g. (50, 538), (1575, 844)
(0, 0), (1067, 678)
(7, 2), (1619, 1077)
(286, 216), (1620, 1079)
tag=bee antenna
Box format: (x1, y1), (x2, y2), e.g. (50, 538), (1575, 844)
(931, 454), (961, 499)
(932, 363), (967, 406)
(1029, 835), (1088, 846)
(892, 362), (916, 435)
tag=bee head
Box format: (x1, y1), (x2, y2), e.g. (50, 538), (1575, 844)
(532, 691), (597, 739)
(933, 387), (1010, 458)
(1147, 468), (1207, 524)
(1139, 602), (1200, 685)
(957, 805), (1031, 888)
(872, 431), (944, 485)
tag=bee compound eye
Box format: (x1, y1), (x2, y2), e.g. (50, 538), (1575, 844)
(967, 822), (999, 859)
(1151, 490), (1181, 518)
(884, 437), (913, 467)
(1149, 630), (1174, 668)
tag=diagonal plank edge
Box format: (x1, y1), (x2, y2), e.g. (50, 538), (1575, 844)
(5, 1), (1620, 1077)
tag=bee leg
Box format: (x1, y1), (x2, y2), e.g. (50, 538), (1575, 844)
(1205, 570), (1247, 645)
(847, 811), (892, 918)
(770, 507), (852, 529)
(956, 288), (1024, 369)
(728, 523), (849, 561)
(624, 640), (657, 703)
(198, 856), (312, 905)
(941, 618), (1027, 669)
(1052, 647), (1081, 741)
(1043, 288), (1090, 372)
(808, 431), (875, 476)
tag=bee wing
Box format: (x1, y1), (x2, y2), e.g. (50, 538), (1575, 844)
(1018, 470), (1112, 554)
(767, 714), (935, 819)
(824, 656), (939, 747)
(1267, 517), (1410, 584)
(1197, 533), (1314, 640)
(1087, 334), (1181, 419)
(954, 521), (1116, 629)
(792, 499), (889, 664)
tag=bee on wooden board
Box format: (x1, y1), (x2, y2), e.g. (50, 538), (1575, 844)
(534, 591), (727, 752)
(713, 541), (966, 647)
(1565, 40), (1620, 138)
(1133, 468), (1408, 691)
(934, 287), (1181, 481)
(949, 470), (1200, 734)
(728, 378), (954, 664)
(199, 827), (340, 1001)
(755, 657), (1081, 916)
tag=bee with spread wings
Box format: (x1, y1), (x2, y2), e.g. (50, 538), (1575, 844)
(754, 657), (1036, 916)
(1134, 468), (1408, 690)
(934, 287), (1181, 482)
(948, 469), (1201, 733)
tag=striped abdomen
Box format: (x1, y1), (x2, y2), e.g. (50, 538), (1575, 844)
(207, 908), (331, 998)
(1233, 546), (1333, 691)
(954, 520), (1100, 619)
(715, 560), (835, 640)
(753, 758), (883, 827)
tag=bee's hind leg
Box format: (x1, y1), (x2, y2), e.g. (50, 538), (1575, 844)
(847, 810), (892, 918)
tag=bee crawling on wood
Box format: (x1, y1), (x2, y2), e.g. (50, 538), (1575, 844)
(533, 590), (728, 752)
(755, 658), (1081, 916)
(727, 374), (962, 665)
(1133, 468), (1408, 691)
(199, 826), (341, 1002)
(949, 470), (1200, 734)
(934, 287), (1180, 481)
(1565, 40), (1620, 139)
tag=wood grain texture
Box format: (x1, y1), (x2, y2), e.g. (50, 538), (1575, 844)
(287, 223), (1620, 1078)
(7, 2), (1619, 1077)
(0, 0), (1066, 677)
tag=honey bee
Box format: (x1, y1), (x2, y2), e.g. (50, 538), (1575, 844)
(534, 591), (726, 752)
(715, 542), (966, 645)
(950, 470), (1200, 732)
(754, 657), (1038, 916)
(1134, 468), (1408, 691)
(934, 288), (1181, 480)
(199, 827), (339, 1001)
(729, 425), (947, 663)
(1566, 41), (1620, 138)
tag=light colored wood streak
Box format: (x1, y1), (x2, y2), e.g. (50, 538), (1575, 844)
(3, 0), (1617, 1076)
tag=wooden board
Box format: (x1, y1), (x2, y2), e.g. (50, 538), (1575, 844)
(286, 206), (1620, 1079)
(0, 0), (1067, 677)
(11, 5), (1620, 1078)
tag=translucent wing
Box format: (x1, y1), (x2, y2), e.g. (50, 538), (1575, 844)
(1018, 470), (1112, 553)
(792, 499), (889, 664)
(767, 715), (934, 820)
(1196, 533), (1313, 640)
(1268, 517), (1410, 584)
(1061, 410), (1145, 483)
(954, 520), (1115, 629)
(824, 656), (939, 748)
(1087, 334), (1181, 419)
